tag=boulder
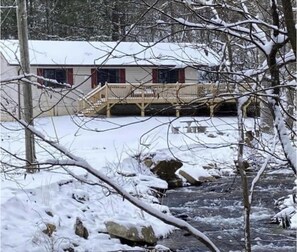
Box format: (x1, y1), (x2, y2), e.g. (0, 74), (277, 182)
(105, 220), (157, 245)
(207, 133), (217, 138)
(167, 178), (183, 188)
(143, 157), (154, 168)
(42, 223), (56, 237)
(178, 166), (215, 185)
(234, 159), (251, 171)
(151, 159), (183, 189)
(74, 217), (89, 239)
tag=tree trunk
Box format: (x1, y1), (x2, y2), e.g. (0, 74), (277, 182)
(260, 81), (274, 134)
(281, 0), (296, 57)
(237, 100), (252, 252)
(285, 86), (295, 132)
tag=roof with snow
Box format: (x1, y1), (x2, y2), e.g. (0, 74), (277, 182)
(0, 40), (219, 67)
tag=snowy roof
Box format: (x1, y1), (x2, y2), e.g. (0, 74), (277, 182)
(0, 40), (219, 67)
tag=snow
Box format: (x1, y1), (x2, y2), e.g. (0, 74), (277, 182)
(270, 99), (297, 173)
(1, 115), (296, 251)
(177, 163), (212, 180)
(0, 40), (219, 67)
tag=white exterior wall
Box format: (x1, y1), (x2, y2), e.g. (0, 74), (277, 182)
(72, 66), (93, 94)
(0, 54), (20, 121)
(185, 67), (198, 83)
(1, 64), (200, 121)
(126, 67), (152, 84)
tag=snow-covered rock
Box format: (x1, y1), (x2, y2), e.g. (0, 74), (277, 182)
(178, 165), (215, 185)
(105, 219), (157, 245)
(151, 159), (183, 188)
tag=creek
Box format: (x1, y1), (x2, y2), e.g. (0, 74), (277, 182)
(158, 172), (296, 252)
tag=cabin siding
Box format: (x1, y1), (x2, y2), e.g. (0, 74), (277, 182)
(185, 68), (197, 83)
(2, 63), (200, 121)
(32, 88), (78, 117)
(126, 67), (152, 83)
(0, 53), (20, 121)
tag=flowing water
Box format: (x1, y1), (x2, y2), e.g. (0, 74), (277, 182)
(158, 172), (296, 252)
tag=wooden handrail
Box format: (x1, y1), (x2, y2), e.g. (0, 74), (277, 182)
(79, 82), (255, 113)
(83, 84), (106, 100)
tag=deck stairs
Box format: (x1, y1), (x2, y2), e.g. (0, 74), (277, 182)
(78, 85), (108, 116)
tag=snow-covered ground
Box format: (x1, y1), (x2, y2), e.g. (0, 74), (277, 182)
(1, 115), (296, 251)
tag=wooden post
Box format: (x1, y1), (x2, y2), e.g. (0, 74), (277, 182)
(17, 0), (37, 173)
(141, 88), (145, 116)
(209, 104), (215, 117)
(141, 107), (145, 117)
(106, 103), (111, 117)
(176, 105), (181, 117)
(105, 83), (108, 99)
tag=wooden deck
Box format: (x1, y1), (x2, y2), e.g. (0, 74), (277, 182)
(78, 83), (257, 117)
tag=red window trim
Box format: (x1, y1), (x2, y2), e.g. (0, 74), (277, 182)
(37, 68), (44, 85)
(178, 68), (185, 83)
(119, 68), (126, 83)
(91, 68), (98, 89)
(66, 68), (73, 85)
(152, 69), (158, 83)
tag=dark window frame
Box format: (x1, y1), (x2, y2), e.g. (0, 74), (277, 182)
(152, 68), (185, 83)
(98, 69), (119, 85)
(158, 69), (179, 83)
(37, 68), (73, 88)
(91, 68), (125, 88)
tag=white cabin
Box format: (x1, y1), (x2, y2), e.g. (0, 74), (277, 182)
(0, 40), (219, 121)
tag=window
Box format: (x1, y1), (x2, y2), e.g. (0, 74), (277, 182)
(91, 68), (126, 88)
(37, 68), (73, 88)
(98, 69), (119, 84)
(152, 68), (185, 83)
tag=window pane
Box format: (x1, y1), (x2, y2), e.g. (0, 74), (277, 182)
(44, 69), (55, 79)
(158, 69), (168, 83)
(55, 69), (66, 83)
(168, 69), (178, 83)
(108, 69), (118, 83)
(43, 69), (66, 88)
(98, 69), (108, 85)
(158, 69), (178, 83)
(98, 69), (119, 85)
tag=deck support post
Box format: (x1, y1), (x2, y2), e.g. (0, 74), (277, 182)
(106, 103), (111, 117)
(175, 105), (181, 117)
(209, 104), (215, 117)
(136, 102), (150, 117)
(141, 107), (145, 117)
(136, 103), (146, 117)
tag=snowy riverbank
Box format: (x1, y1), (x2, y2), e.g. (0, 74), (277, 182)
(1, 115), (296, 251)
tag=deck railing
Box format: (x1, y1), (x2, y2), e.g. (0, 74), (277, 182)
(79, 82), (254, 114)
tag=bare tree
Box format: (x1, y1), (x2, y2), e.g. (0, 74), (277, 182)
(131, 1), (296, 251)
(1, 1), (296, 251)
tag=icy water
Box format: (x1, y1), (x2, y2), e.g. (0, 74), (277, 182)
(159, 172), (296, 252)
